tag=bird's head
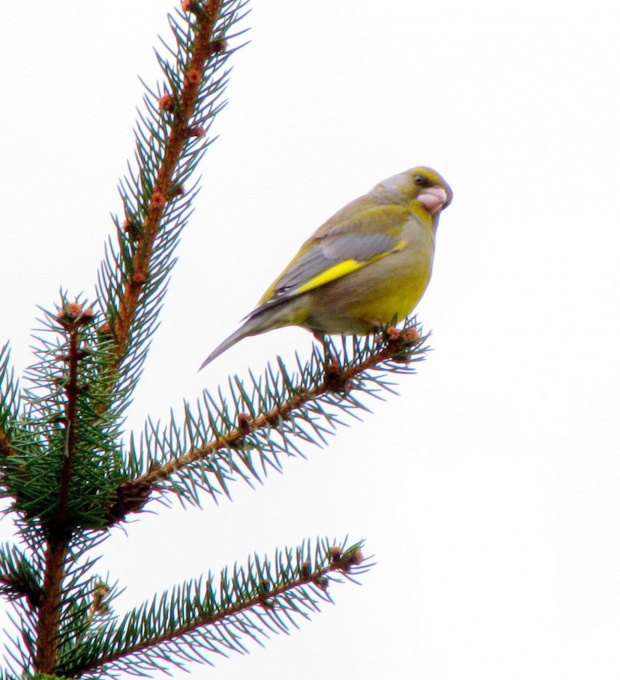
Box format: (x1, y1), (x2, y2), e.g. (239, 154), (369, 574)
(377, 166), (453, 215)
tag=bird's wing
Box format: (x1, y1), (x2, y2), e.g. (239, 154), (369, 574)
(250, 207), (411, 319)
(274, 231), (405, 295)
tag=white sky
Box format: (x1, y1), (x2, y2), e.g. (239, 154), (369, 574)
(1, 1), (620, 678)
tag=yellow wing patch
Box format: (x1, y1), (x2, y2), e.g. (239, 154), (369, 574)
(292, 239), (407, 296)
(293, 258), (366, 294)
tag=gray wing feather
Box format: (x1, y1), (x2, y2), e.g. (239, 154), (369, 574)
(274, 232), (399, 295)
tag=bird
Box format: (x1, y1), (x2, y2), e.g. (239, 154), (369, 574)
(200, 166), (452, 370)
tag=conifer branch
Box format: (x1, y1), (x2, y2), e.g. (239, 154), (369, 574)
(54, 304), (98, 532)
(4, 297), (124, 536)
(94, 0), (248, 420)
(108, 324), (427, 521)
(34, 303), (100, 673)
(56, 539), (368, 679)
(0, 543), (42, 609)
(109, 2), (221, 362)
(0, 342), (19, 459)
(144, 327), (421, 485)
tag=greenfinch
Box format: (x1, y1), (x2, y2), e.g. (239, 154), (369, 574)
(200, 166), (452, 369)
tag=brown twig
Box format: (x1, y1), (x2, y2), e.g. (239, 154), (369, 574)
(111, 0), (223, 368)
(35, 304), (92, 672)
(34, 538), (69, 673)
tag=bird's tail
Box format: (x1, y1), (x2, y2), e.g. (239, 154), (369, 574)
(198, 323), (254, 371)
(198, 298), (305, 371)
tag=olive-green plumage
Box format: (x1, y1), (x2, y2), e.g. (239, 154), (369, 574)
(200, 166), (452, 369)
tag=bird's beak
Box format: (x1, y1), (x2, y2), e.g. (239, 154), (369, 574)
(419, 186), (448, 214)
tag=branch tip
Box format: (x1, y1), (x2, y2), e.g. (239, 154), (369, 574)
(328, 546), (364, 572)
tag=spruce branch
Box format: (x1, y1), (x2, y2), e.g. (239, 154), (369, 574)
(0, 298), (124, 673)
(5, 297), (123, 533)
(54, 303), (99, 532)
(108, 323), (428, 520)
(54, 539), (368, 679)
(95, 0), (248, 420)
(0, 342), (20, 459)
(0, 543), (43, 609)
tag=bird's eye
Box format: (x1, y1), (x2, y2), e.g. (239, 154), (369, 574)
(414, 175), (425, 186)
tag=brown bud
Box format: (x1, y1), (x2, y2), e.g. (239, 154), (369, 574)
(328, 546), (343, 561)
(237, 413), (251, 434)
(187, 68), (201, 84)
(132, 270), (147, 286)
(150, 192), (166, 210)
(93, 585), (109, 602)
(123, 218), (142, 240)
(65, 303), (82, 318)
(158, 94), (174, 112)
(401, 327), (420, 342)
(266, 413), (281, 427)
(349, 548), (364, 566)
(324, 361), (350, 393)
(181, 0), (200, 11)
(385, 326), (421, 364)
(167, 184), (185, 199)
(386, 325), (400, 341)
(314, 576), (329, 591)
(186, 126), (206, 138)
(211, 39), (228, 54)
(326, 362), (341, 378)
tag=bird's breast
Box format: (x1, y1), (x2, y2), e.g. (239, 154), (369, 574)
(305, 232), (435, 333)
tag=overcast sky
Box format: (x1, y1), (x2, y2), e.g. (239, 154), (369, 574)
(1, 1), (620, 679)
